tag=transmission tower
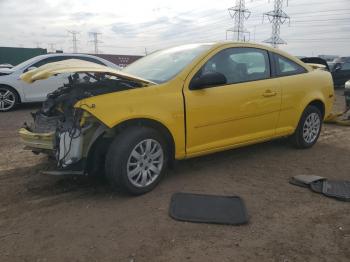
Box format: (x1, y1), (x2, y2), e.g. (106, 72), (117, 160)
(226, 0), (251, 42)
(68, 30), (79, 53)
(89, 32), (102, 54)
(48, 43), (56, 53)
(263, 0), (290, 48)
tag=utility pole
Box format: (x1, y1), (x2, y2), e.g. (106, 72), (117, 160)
(263, 0), (290, 48)
(89, 32), (102, 54)
(68, 30), (79, 53)
(48, 43), (56, 53)
(226, 0), (251, 41)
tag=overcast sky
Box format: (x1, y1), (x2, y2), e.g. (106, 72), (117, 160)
(0, 0), (349, 56)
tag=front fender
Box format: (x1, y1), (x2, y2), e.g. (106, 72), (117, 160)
(74, 81), (186, 159)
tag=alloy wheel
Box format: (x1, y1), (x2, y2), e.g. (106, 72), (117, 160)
(302, 112), (321, 144)
(126, 139), (164, 188)
(0, 88), (16, 111)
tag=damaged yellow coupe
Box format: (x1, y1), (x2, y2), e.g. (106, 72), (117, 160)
(19, 42), (334, 194)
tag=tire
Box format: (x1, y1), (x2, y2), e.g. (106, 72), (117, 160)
(290, 105), (322, 149)
(105, 126), (168, 195)
(0, 86), (19, 112)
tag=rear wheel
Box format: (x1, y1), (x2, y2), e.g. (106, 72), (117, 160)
(105, 126), (168, 195)
(290, 105), (322, 148)
(0, 86), (18, 112)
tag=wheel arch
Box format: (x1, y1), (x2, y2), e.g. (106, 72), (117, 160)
(306, 99), (325, 119)
(85, 118), (176, 174)
(111, 118), (176, 163)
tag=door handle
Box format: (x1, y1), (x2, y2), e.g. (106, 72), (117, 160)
(262, 90), (277, 97)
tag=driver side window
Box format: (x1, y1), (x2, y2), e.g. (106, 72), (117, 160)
(201, 47), (271, 85)
(29, 56), (71, 69)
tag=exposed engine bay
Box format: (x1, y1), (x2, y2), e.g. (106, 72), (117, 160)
(23, 72), (143, 170)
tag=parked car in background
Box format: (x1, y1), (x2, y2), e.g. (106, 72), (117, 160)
(0, 54), (119, 111)
(331, 61), (350, 88)
(300, 57), (330, 71)
(19, 42), (334, 194)
(333, 57), (350, 63)
(300, 57), (350, 88)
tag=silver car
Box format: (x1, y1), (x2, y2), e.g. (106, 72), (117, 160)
(0, 53), (119, 111)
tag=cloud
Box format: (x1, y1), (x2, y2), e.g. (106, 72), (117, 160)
(0, 0), (349, 56)
(70, 12), (98, 21)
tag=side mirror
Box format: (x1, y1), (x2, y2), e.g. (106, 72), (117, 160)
(25, 66), (37, 72)
(190, 71), (227, 90)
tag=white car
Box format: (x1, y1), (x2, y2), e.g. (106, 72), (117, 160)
(345, 80), (350, 90)
(0, 54), (119, 111)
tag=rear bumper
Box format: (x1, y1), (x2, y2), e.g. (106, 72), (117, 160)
(18, 128), (54, 151)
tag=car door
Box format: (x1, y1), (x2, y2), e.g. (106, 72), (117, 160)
(19, 56), (72, 102)
(183, 47), (281, 156)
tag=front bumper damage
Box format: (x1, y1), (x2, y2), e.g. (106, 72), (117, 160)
(18, 59), (151, 175)
(19, 110), (108, 175)
(19, 128), (54, 151)
(19, 125), (86, 175)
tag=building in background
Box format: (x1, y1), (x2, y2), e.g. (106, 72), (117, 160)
(93, 54), (142, 68)
(0, 46), (142, 68)
(0, 47), (47, 65)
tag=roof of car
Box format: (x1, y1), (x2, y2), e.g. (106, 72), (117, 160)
(31, 53), (119, 69)
(37, 53), (100, 58)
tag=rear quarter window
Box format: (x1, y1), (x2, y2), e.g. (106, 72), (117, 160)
(273, 53), (307, 77)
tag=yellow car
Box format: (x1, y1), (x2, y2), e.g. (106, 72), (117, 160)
(19, 42), (334, 194)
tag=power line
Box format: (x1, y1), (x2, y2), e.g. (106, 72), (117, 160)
(263, 0), (290, 48)
(226, 0), (252, 41)
(67, 30), (79, 53)
(89, 32), (102, 54)
(90, 2), (350, 52)
(47, 43), (56, 53)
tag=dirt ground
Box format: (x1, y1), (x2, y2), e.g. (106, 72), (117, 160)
(0, 91), (349, 262)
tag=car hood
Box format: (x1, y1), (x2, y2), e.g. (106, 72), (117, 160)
(20, 59), (156, 86)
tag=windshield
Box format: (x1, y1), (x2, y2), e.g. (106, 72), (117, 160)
(11, 56), (46, 71)
(122, 44), (213, 83)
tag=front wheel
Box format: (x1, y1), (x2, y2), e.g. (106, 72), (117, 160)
(0, 86), (19, 112)
(290, 105), (322, 148)
(105, 127), (168, 195)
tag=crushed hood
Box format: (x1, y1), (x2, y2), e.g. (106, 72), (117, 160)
(20, 59), (156, 85)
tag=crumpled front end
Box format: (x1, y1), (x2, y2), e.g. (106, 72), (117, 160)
(19, 68), (146, 173)
(19, 127), (55, 151)
(20, 106), (101, 170)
